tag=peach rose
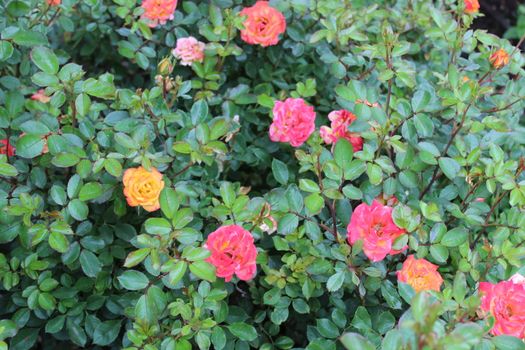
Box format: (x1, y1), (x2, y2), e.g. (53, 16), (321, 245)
(269, 98), (316, 147)
(464, 0), (479, 14)
(205, 225), (258, 282)
(320, 110), (364, 152)
(347, 200), (406, 262)
(240, 1), (286, 47)
(479, 274), (525, 338)
(489, 49), (510, 69)
(123, 166), (165, 212)
(172, 37), (205, 66)
(140, 0), (178, 27)
(46, 0), (61, 5)
(397, 255), (443, 292)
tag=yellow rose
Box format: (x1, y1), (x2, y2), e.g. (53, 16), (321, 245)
(123, 166), (165, 212)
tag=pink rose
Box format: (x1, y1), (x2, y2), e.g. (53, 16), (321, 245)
(269, 98), (316, 147)
(347, 200), (406, 262)
(172, 37), (206, 66)
(479, 274), (525, 338)
(320, 110), (363, 151)
(140, 0), (178, 27)
(31, 89), (51, 103)
(205, 225), (258, 282)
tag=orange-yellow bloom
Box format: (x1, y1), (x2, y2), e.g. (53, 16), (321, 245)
(397, 255), (443, 292)
(489, 49), (510, 69)
(464, 0), (479, 14)
(123, 166), (165, 212)
(240, 1), (286, 47)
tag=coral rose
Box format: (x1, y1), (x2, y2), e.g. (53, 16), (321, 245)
(46, 0), (61, 6)
(347, 200), (406, 262)
(464, 0), (479, 14)
(240, 1), (286, 47)
(0, 139), (15, 156)
(479, 274), (525, 338)
(123, 166), (165, 212)
(172, 37), (206, 66)
(205, 225), (258, 282)
(320, 109), (364, 151)
(140, 0), (178, 27)
(489, 49), (510, 69)
(269, 98), (316, 147)
(397, 255), (443, 292)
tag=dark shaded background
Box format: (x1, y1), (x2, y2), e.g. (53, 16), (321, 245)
(477, 0), (524, 47)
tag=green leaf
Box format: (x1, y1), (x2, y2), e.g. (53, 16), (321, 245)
(0, 41), (14, 61)
(13, 30), (48, 47)
(48, 231), (69, 253)
(144, 218), (172, 235)
(438, 157), (460, 180)
(277, 213), (299, 235)
(93, 320), (121, 346)
(104, 158), (122, 177)
(66, 319), (86, 347)
(79, 250), (102, 277)
(316, 318), (339, 339)
(78, 182), (102, 201)
(441, 227), (468, 247)
(272, 159), (289, 185)
(326, 271), (345, 292)
(0, 163), (18, 177)
(340, 332), (375, 350)
(118, 270), (149, 290)
(160, 188), (179, 219)
(299, 179), (320, 193)
(492, 336), (525, 350)
(30, 46), (59, 74)
(305, 193), (324, 214)
(167, 261), (187, 285)
(367, 163), (383, 185)
(124, 248), (151, 268)
(227, 323), (257, 342)
(68, 199), (88, 221)
(15, 134), (44, 159)
(52, 153), (81, 168)
(334, 138), (354, 168)
(189, 261), (216, 282)
(75, 93), (91, 117)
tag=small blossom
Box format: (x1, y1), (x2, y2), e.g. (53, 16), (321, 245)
(172, 37), (206, 66)
(205, 225), (258, 282)
(356, 99), (380, 108)
(269, 98), (316, 147)
(320, 110), (363, 152)
(123, 166), (165, 212)
(464, 0), (480, 14)
(0, 139), (15, 156)
(479, 274), (525, 338)
(347, 200), (406, 262)
(490, 49), (510, 69)
(140, 0), (178, 27)
(397, 255), (443, 292)
(46, 0), (61, 5)
(475, 197), (485, 203)
(31, 89), (51, 103)
(240, 1), (286, 47)
(259, 216), (277, 234)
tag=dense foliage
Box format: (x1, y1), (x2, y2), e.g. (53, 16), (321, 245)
(0, 0), (524, 349)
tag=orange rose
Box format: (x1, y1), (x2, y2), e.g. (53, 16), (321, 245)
(489, 49), (510, 69)
(397, 255), (443, 292)
(464, 0), (479, 14)
(240, 1), (286, 47)
(123, 166), (165, 212)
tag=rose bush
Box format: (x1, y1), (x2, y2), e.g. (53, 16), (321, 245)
(0, 0), (524, 349)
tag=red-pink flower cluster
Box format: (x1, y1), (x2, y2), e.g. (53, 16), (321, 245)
(172, 37), (205, 66)
(269, 98), (316, 147)
(320, 109), (364, 151)
(140, 0), (178, 27)
(0, 139), (15, 156)
(479, 274), (525, 338)
(205, 225), (258, 282)
(347, 200), (406, 262)
(240, 1), (286, 47)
